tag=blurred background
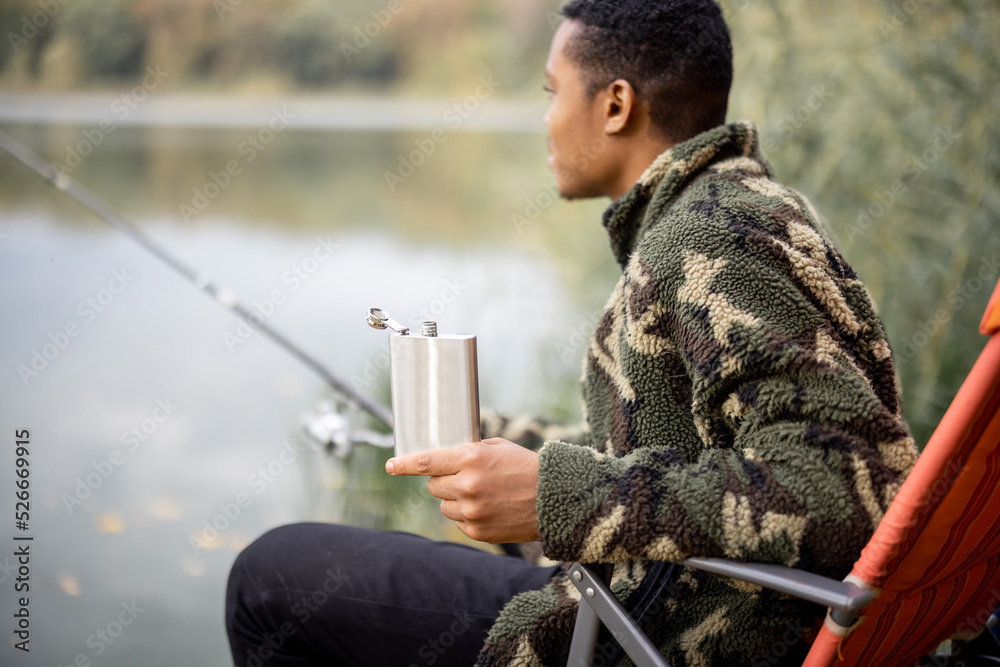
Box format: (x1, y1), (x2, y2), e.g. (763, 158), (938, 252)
(0, 0), (997, 664)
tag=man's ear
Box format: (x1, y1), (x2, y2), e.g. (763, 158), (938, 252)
(603, 79), (637, 135)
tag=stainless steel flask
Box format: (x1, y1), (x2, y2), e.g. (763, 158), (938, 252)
(367, 307), (480, 456)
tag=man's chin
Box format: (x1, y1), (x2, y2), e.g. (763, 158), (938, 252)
(549, 172), (576, 200)
(553, 184), (578, 201)
(551, 165), (604, 201)
(554, 181), (600, 202)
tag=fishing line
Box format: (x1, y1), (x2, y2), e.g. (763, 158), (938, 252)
(0, 128), (393, 429)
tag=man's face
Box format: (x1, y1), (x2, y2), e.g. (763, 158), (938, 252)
(544, 20), (615, 200)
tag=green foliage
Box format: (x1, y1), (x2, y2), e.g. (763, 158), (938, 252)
(273, 6), (345, 87)
(60, 0), (146, 80)
(0, 0), (542, 91)
(273, 3), (399, 87)
(0, 1), (55, 75)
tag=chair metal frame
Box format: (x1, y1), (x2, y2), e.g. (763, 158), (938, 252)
(566, 559), (874, 667)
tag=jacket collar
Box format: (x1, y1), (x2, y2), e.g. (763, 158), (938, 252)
(602, 121), (770, 269)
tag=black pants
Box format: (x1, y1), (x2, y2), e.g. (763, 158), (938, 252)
(225, 523), (561, 667)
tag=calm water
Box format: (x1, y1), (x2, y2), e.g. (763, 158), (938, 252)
(0, 115), (617, 665)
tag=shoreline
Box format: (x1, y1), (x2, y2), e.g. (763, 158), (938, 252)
(0, 92), (547, 133)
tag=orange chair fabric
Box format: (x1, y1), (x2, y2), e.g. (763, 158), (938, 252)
(983, 279), (1000, 335)
(804, 279), (1000, 667)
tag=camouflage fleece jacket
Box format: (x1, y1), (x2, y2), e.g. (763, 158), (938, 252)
(475, 121), (918, 667)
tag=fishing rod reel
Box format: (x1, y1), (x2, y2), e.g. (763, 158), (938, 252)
(301, 398), (394, 459)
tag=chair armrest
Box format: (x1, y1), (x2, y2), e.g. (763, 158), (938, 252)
(683, 557), (873, 624)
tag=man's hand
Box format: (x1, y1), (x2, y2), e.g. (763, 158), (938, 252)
(386, 438), (540, 544)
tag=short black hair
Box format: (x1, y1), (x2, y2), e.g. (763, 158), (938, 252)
(560, 0), (733, 142)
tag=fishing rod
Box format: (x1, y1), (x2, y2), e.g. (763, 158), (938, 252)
(0, 128), (394, 431)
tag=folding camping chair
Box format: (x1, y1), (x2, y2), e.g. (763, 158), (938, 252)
(567, 278), (1000, 667)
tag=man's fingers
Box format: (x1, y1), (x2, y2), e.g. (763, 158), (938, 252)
(427, 476), (459, 501)
(439, 499), (463, 522)
(385, 445), (469, 476)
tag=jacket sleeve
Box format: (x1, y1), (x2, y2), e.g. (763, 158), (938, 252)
(480, 408), (590, 452)
(535, 196), (918, 577)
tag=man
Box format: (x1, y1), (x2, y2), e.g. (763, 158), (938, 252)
(226, 1), (917, 665)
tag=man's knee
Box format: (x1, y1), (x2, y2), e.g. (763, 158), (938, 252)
(228, 523), (361, 598)
(228, 524), (319, 610)
(232, 524), (301, 579)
